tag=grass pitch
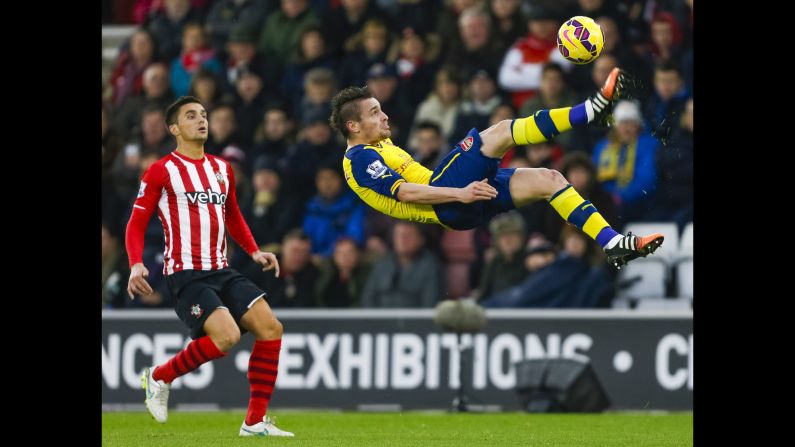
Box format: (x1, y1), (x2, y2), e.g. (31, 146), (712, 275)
(102, 411), (692, 446)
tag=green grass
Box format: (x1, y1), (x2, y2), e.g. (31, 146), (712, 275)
(102, 411), (692, 447)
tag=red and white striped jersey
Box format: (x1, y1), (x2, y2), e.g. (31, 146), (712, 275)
(125, 151), (258, 275)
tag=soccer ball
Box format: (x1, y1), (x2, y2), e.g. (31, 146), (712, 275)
(557, 16), (604, 65)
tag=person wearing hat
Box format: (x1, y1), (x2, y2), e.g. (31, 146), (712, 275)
(498, 6), (572, 111)
(331, 65), (664, 270)
(221, 25), (271, 95)
(475, 211), (529, 300)
(592, 100), (658, 222)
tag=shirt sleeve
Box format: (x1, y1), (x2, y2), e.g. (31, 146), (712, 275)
(224, 165), (260, 256)
(349, 148), (407, 199)
(125, 163), (166, 267)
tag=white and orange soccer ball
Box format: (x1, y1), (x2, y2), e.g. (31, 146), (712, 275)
(557, 16), (604, 65)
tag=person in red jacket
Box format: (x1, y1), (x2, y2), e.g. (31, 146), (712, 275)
(125, 96), (294, 437)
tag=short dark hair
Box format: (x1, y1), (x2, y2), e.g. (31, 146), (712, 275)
(542, 62), (565, 77)
(655, 60), (681, 76)
(165, 96), (204, 127)
(329, 86), (373, 138)
(414, 121), (441, 135)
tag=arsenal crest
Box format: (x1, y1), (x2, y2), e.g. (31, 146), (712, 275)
(191, 304), (203, 318)
(459, 136), (474, 151)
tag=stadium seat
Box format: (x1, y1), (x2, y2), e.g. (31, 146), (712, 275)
(676, 259), (694, 298)
(623, 222), (679, 264)
(678, 222), (693, 261)
(441, 229), (477, 263)
(635, 298), (691, 310)
(616, 259), (667, 300)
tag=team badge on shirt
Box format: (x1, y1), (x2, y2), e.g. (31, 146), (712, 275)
(215, 172), (225, 184)
(366, 160), (388, 179)
(459, 136), (474, 152)
(191, 304), (203, 318)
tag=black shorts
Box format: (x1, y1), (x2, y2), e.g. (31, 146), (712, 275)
(167, 268), (266, 339)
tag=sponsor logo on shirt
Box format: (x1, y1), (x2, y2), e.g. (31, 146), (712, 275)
(186, 189), (227, 205)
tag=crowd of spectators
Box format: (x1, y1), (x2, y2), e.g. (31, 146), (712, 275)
(102, 0), (693, 309)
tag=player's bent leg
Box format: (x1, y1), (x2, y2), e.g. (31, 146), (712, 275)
(141, 308), (231, 424)
(509, 168), (663, 268)
(238, 299), (293, 436)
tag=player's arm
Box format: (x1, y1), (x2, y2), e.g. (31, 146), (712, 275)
(125, 163), (166, 299)
(224, 166), (280, 276)
(350, 149), (497, 205)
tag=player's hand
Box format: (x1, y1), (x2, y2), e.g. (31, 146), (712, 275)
(459, 178), (498, 204)
(252, 251), (280, 277)
(127, 263), (153, 299)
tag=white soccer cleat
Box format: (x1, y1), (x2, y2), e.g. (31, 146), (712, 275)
(239, 415), (295, 437)
(141, 366), (170, 423)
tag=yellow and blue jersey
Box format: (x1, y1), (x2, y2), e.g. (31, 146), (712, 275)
(343, 138), (443, 224)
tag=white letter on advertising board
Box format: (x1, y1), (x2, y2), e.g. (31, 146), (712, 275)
(489, 334), (523, 389)
(305, 334), (339, 388)
(391, 334), (424, 389)
(101, 334), (120, 389)
(425, 334), (440, 389)
(656, 334), (688, 390)
(562, 333), (592, 363)
(123, 334), (153, 389)
(278, 334), (306, 389)
(339, 334), (372, 389)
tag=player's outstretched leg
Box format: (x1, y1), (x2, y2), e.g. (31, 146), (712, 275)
(509, 169), (664, 269)
(141, 309), (233, 423)
(479, 67), (626, 159)
(238, 299), (294, 437)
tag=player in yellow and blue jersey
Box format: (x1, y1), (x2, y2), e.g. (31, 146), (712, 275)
(331, 68), (663, 268)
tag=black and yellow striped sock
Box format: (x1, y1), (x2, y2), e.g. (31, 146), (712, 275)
(548, 185), (620, 248)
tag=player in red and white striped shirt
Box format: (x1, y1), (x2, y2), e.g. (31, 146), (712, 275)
(125, 96), (293, 437)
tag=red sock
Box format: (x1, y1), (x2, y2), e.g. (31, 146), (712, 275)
(245, 339), (281, 425)
(153, 336), (225, 384)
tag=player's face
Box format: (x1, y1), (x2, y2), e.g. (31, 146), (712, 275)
(354, 98), (390, 143)
(173, 103), (209, 143)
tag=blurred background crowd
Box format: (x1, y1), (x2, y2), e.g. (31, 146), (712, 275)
(101, 0), (693, 310)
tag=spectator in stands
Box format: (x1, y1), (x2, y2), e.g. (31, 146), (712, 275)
(475, 211), (528, 300)
(112, 107), (171, 202)
(187, 68), (223, 112)
(114, 63), (175, 141)
(436, 0), (480, 54)
(257, 0), (321, 76)
(315, 237), (372, 307)
(303, 164), (367, 258)
(103, 104), (124, 233)
(241, 156), (304, 255)
(498, 7), (569, 110)
(282, 110), (342, 201)
(338, 19), (392, 89)
(518, 63), (578, 152)
(360, 221), (444, 308)
(111, 28), (157, 107)
(146, 0), (203, 61)
(645, 98), (693, 230)
(411, 67), (463, 146)
(205, 0), (270, 52)
(170, 23), (222, 97)
(220, 25), (273, 96)
(594, 16), (652, 90)
(244, 229), (319, 308)
(365, 63), (414, 147)
(251, 104), (295, 160)
(233, 70), (268, 148)
(565, 53), (617, 154)
(221, 145), (254, 209)
(488, 0), (525, 56)
(324, 0), (389, 59)
(593, 100), (657, 223)
(204, 102), (241, 156)
(390, 0), (441, 34)
(449, 68), (502, 147)
(296, 68), (336, 127)
(643, 61), (689, 142)
(410, 121), (446, 170)
(281, 26), (336, 102)
(389, 27), (440, 109)
(102, 221), (128, 309)
(444, 6), (504, 76)
(647, 12), (685, 66)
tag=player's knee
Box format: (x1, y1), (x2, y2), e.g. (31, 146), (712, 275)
(544, 169), (568, 194)
(213, 326), (241, 352)
(267, 317), (284, 339)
